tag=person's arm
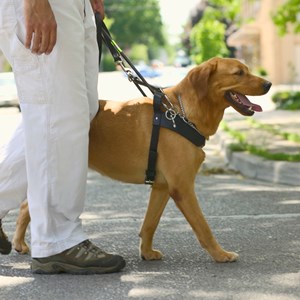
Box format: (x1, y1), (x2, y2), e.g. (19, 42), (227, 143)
(24, 0), (57, 55)
(90, 0), (105, 19)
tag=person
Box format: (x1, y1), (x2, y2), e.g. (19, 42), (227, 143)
(0, 0), (126, 274)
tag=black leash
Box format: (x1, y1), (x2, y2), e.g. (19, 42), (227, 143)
(95, 13), (102, 66)
(95, 14), (206, 185)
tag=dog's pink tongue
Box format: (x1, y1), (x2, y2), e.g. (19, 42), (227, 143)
(237, 93), (263, 112)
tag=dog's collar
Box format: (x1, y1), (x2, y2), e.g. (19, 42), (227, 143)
(177, 94), (187, 118)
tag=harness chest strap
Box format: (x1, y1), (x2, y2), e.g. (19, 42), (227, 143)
(160, 114), (206, 147)
(145, 93), (206, 185)
(145, 94), (163, 184)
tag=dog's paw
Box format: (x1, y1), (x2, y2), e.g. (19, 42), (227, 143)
(141, 249), (163, 261)
(213, 251), (239, 263)
(12, 240), (30, 254)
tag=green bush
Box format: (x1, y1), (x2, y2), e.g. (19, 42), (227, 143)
(271, 90), (300, 110)
(256, 67), (268, 77)
(102, 53), (116, 72)
(129, 44), (148, 65)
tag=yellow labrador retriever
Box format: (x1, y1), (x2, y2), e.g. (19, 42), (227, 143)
(9, 57), (271, 262)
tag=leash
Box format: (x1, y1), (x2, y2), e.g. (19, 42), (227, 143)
(95, 13), (161, 97)
(95, 14), (206, 185)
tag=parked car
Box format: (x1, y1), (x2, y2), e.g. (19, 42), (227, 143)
(136, 65), (161, 78)
(174, 55), (191, 68)
(174, 50), (191, 68)
(133, 61), (161, 78)
(0, 72), (20, 111)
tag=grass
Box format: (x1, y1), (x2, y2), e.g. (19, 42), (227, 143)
(221, 121), (300, 162)
(271, 91), (300, 110)
(247, 119), (300, 143)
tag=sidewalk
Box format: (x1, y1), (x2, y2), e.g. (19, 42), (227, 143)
(213, 90), (300, 186)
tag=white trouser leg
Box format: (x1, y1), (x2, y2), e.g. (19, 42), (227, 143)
(0, 120), (27, 219)
(0, 2), (28, 219)
(0, 0), (99, 257)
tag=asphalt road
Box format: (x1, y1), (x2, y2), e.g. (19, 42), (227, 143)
(0, 69), (299, 300)
(1, 170), (299, 300)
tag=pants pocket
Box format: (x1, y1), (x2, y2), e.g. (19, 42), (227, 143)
(11, 34), (47, 104)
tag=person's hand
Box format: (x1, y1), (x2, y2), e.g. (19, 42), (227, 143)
(90, 0), (105, 19)
(24, 0), (57, 55)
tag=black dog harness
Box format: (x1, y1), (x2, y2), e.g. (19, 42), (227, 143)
(95, 14), (206, 185)
(145, 93), (206, 184)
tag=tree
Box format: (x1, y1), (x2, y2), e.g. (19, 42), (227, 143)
(190, 8), (229, 63)
(206, 0), (241, 22)
(100, 0), (166, 69)
(272, 0), (300, 36)
(104, 0), (165, 49)
(189, 1), (241, 63)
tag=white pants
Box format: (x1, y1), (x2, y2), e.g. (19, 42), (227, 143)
(0, 0), (99, 257)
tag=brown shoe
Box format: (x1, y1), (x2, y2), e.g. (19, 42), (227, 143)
(31, 240), (126, 274)
(0, 219), (12, 255)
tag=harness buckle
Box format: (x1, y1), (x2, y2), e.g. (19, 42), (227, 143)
(144, 179), (154, 185)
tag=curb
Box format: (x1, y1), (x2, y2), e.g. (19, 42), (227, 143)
(219, 133), (300, 186)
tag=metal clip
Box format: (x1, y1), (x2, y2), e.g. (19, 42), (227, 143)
(117, 61), (134, 82)
(165, 109), (177, 128)
(144, 179), (154, 185)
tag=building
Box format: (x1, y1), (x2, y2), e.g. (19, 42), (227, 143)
(228, 0), (300, 85)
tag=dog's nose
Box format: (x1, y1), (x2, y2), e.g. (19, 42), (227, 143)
(263, 81), (272, 92)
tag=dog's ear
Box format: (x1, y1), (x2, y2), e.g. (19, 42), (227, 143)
(188, 58), (218, 98)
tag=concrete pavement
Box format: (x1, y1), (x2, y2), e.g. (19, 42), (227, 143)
(219, 109), (300, 187)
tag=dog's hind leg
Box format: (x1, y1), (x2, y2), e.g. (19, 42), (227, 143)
(139, 183), (169, 260)
(12, 200), (30, 254)
(170, 186), (239, 263)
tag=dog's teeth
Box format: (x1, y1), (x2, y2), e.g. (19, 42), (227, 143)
(231, 93), (240, 102)
(230, 92), (244, 105)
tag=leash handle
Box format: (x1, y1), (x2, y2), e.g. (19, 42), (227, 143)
(95, 13), (103, 65)
(95, 13), (121, 63)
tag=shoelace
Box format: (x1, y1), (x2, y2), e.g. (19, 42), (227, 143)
(79, 240), (107, 256)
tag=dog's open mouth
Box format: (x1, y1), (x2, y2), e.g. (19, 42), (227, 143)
(225, 91), (262, 116)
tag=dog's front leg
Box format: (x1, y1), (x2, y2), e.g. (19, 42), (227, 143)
(139, 184), (169, 260)
(12, 200), (30, 254)
(171, 187), (239, 262)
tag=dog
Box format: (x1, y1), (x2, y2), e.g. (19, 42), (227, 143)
(5, 57), (272, 262)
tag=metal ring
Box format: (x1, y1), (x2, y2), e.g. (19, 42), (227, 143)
(165, 109), (177, 121)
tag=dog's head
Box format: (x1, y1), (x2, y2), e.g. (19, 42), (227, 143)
(188, 57), (272, 116)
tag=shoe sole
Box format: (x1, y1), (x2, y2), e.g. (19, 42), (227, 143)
(31, 258), (126, 275)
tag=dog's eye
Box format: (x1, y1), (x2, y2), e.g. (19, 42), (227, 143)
(235, 69), (244, 76)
